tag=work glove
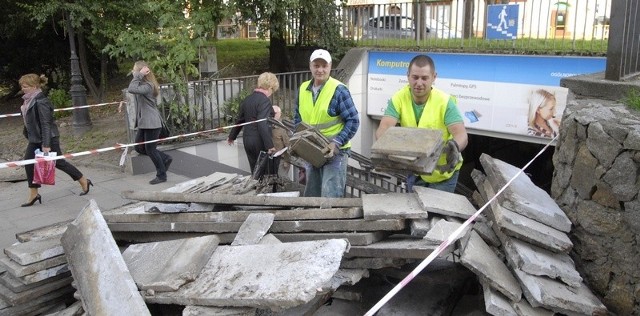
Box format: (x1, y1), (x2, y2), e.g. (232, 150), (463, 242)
(436, 139), (461, 173)
(324, 142), (339, 159)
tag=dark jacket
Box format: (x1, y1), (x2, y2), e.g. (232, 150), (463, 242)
(22, 92), (60, 147)
(228, 91), (275, 150)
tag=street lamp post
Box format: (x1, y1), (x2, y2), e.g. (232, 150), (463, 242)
(66, 14), (92, 135)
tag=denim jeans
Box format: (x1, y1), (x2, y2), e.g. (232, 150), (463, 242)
(304, 149), (349, 198)
(410, 170), (459, 193)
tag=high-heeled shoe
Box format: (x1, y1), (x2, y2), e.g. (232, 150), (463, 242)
(79, 179), (93, 196)
(21, 194), (42, 207)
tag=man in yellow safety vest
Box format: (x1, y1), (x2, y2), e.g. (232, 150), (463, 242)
(375, 54), (468, 193)
(294, 49), (360, 197)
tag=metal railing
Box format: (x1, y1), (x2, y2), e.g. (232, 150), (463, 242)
(285, 0), (612, 55)
(605, 0), (640, 81)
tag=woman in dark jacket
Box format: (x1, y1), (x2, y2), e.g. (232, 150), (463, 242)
(227, 72), (279, 175)
(19, 74), (92, 207)
(127, 60), (172, 185)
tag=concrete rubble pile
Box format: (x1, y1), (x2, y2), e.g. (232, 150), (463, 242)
(0, 154), (612, 315)
(466, 153), (608, 315)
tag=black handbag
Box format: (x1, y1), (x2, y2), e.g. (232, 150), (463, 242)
(159, 120), (171, 138)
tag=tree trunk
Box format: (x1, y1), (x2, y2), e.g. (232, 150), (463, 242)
(77, 29), (100, 102)
(463, 0), (474, 39)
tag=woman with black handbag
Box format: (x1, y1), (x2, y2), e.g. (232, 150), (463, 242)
(19, 73), (92, 207)
(128, 60), (173, 184)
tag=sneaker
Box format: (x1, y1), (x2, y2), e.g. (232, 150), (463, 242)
(149, 177), (167, 185)
(164, 156), (173, 172)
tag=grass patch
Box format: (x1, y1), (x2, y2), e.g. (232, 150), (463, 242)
(213, 39), (270, 76)
(621, 89), (640, 111)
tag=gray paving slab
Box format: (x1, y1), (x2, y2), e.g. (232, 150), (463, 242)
(479, 154), (571, 233)
(371, 126), (443, 157)
(182, 305), (256, 316)
(503, 237), (582, 287)
(480, 280), (517, 316)
(143, 239), (349, 309)
(61, 200), (150, 316)
(13, 263), (69, 285)
(413, 186), (478, 220)
(513, 269), (607, 315)
(423, 219), (471, 245)
(3, 235), (63, 266)
(460, 231), (522, 302)
(0, 275), (72, 305)
(0, 252), (66, 277)
(346, 237), (451, 259)
(123, 235), (220, 292)
(362, 192), (427, 220)
(231, 213), (275, 246)
(0, 271), (71, 293)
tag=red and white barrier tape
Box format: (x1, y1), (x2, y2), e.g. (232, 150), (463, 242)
(0, 118), (266, 169)
(363, 135), (558, 316)
(0, 101), (121, 119)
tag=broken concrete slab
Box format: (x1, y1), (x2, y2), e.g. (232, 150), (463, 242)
(0, 253), (66, 278)
(481, 280), (517, 316)
(0, 275), (72, 306)
(513, 269), (607, 315)
(103, 203), (363, 222)
(14, 221), (69, 243)
(3, 235), (63, 266)
(472, 221), (501, 248)
(143, 239), (349, 309)
(273, 232), (386, 246)
(512, 298), (555, 316)
(481, 181), (573, 254)
(122, 191), (362, 208)
(182, 305), (256, 316)
(413, 186), (478, 220)
(362, 193), (427, 220)
(108, 219), (406, 234)
(47, 300), (84, 316)
(460, 231), (522, 302)
(409, 219), (431, 237)
(0, 286), (73, 316)
(371, 126), (443, 158)
(503, 237), (582, 288)
(123, 235), (220, 292)
(61, 200), (150, 316)
(0, 270), (70, 293)
(423, 219), (471, 245)
(479, 154), (571, 233)
(346, 237), (452, 259)
(258, 234), (282, 245)
(231, 213), (275, 246)
(15, 263), (69, 285)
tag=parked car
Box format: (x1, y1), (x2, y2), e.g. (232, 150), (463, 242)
(362, 15), (461, 40)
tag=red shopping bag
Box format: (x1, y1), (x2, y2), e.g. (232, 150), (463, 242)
(33, 153), (56, 185)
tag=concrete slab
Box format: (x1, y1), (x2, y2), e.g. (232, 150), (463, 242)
(371, 127), (442, 158)
(503, 237), (582, 287)
(480, 154), (571, 233)
(143, 239), (349, 309)
(460, 231), (522, 302)
(512, 298), (555, 316)
(482, 181), (573, 253)
(0, 285), (73, 316)
(182, 305), (256, 315)
(481, 280), (517, 316)
(231, 213), (275, 246)
(3, 235), (63, 266)
(273, 232), (386, 246)
(15, 263), (69, 285)
(513, 269), (607, 315)
(414, 186), (478, 220)
(423, 219), (471, 245)
(123, 235), (220, 292)
(346, 237), (451, 259)
(61, 200), (150, 316)
(0, 270), (70, 293)
(0, 275), (72, 306)
(362, 193), (427, 220)
(409, 219), (431, 237)
(0, 253), (66, 278)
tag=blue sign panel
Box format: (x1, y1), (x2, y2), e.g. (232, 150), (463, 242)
(487, 4), (519, 40)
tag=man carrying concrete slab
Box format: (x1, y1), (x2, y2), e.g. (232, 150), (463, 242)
(294, 49), (360, 197)
(375, 54), (468, 193)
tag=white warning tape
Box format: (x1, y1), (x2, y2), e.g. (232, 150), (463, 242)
(0, 118), (266, 169)
(363, 135), (558, 316)
(0, 101), (121, 119)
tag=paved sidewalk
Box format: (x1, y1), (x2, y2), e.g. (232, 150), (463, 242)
(0, 163), (190, 251)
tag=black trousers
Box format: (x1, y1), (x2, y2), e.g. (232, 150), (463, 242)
(24, 137), (83, 188)
(135, 128), (170, 180)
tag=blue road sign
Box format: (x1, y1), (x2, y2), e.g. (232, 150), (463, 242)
(487, 4), (519, 40)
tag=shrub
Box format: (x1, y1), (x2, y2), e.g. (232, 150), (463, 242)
(48, 88), (72, 119)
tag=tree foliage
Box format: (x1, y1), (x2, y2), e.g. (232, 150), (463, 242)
(229, 0), (350, 72)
